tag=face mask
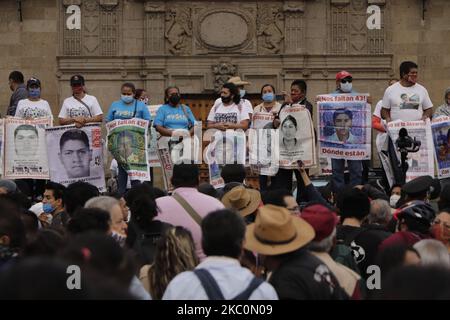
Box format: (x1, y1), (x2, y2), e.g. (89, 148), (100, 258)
(390, 194), (400, 208)
(240, 89), (246, 98)
(221, 95), (232, 104)
(408, 75), (418, 84)
(42, 202), (55, 214)
(169, 94), (181, 105)
(340, 82), (352, 93)
(28, 88), (41, 98)
(121, 95), (134, 104)
(262, 93), (274, 102)
(72, 86), (83, 94)
(111, 231), (127, 247)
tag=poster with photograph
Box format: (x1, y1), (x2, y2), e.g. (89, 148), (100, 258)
(279, 105), (316, 168)
(317, 94), (371, 161)
(157, 137), (174, 192)
(3, 117), (52, 179)
(106, 118), (150, 181)
(252, 112), (275, 129)
(431, 116), (450, 179)
(387, 119), (434, 182)
(248, 128), (279, 176)
(45, 123), (105, 191)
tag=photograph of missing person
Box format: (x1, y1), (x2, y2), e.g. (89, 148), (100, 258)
(59, 129), (93, 179)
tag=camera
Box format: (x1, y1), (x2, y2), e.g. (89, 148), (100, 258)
(395, 128), (421, 153)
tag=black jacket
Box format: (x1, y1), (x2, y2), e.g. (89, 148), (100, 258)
(269, 249), (349, 300)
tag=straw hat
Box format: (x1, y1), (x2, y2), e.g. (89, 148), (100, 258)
(227, 76), (251, 86)
(221, 186), (261, 217)
(244, 205), (315, 255)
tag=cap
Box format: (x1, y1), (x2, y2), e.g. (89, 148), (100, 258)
(336, 71), (353, 81)
(402, 176), (433, 196)
(26, 77), (41, 88)
(70, 74), (85, 86)
(301, 204), (339, 241)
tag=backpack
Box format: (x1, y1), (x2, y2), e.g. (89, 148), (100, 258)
(193, 268), (264, 300)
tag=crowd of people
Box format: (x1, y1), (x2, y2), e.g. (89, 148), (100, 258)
(1, 60), (450, 300)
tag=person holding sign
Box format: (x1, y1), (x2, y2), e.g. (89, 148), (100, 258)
(207, 82), (250, 131)
(14, 77), (52, 120)
(106, 83), (151, 195)
(59, 75), (103, 128)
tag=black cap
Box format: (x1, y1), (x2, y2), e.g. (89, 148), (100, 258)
(70, 75), (85, 86)
(402, 175), (433, 196)
(26, 77), (41, 88)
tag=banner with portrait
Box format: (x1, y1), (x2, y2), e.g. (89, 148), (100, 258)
(317, 94), (371, 161)
(147, 105), (161, 167)
(3, 117), (51, 179)
(431, 116), (450, 179)
(106, 118), (150, 181)
(204, 130), (246, 188)
(248, 128), (279, 176)
(387, 119), (434, 182)
(45, 123), (106, 191)
(278, 105), (316, 168)
(156, 138), (174, 192)
(251, 112), (275, 129)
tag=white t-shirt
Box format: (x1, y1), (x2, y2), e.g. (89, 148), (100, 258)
(15, 99), (53, 119)
(207, 100), (250, 124)
(382, 82), (433, 121)
(214, 98), (253, 117)
(59, 94), (103, 118)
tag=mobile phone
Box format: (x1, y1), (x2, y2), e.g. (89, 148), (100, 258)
(275, 94), (284, 101)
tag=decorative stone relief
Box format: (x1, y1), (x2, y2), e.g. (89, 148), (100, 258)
(212, 61), (237, 93)
(257, 4), (284, 54)
(62, 0), (81, 55)
(83, 0), (100, 55)
(165, 8), (192, 55)
(100, 2), (121, 56)
(283, 1), (305, 53)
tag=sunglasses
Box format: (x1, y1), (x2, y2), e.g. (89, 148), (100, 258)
(340, 79), (352, 83)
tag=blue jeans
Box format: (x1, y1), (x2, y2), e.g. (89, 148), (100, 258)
(331, 159), (362, 192)
(118, 164), (140, 195)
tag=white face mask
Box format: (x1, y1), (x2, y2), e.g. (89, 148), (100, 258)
(340, 82), (353, 93)
(239, 89), (246, 98)
(390, 194), (400, 208)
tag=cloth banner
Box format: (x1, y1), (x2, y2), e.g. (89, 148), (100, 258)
(387, 119), (434, 182)
(106, 118), (150, 181)
(45, 123), (106, 191)
(431, 116), (450, 179)
(317, 94), (371, 161)
(279, 105), (316, 168)
(3, 117), (52, 179)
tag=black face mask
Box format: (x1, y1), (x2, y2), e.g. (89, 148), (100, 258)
(169, 94), (181, 105)
(221, 95), (232, 103)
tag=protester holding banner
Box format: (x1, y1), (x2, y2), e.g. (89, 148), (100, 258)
(251, 84), (282, 190)
(106, 83), (151, 195)
(14, 77), (52, 121)
(207, 82), (250, 130)
(325, 71), (367, 192)
(58, 75), (103, 128)
(154, 86), (196, 136)
(271, 80), (315, 203)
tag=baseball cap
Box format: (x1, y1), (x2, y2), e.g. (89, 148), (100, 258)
(336, 71), (353, 81)
(301, 203), (339, 241)
(70, 75), (85, 86)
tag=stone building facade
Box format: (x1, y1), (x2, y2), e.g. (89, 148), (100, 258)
(1, 0), (449, 183)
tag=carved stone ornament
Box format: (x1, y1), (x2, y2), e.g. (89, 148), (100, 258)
(257, 5), (284, 54)
(145, 2), (165, 13)
(212, 61), (237, 93)
(283, 1), (305, 12)
(63, 0), (81, 6)
(196, 9), (253, 51)
(165, 8), (192, 54)
(99, 0), (119, 11)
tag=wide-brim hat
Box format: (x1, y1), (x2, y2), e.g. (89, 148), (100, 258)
(227, 76), (251, 86)
(222, 186), (261, 217)
(244, 204), (315, 255)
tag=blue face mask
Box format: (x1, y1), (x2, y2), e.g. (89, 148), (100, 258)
(239, 89), (246, 98)
(28, 88), (41, 98)
(121, 95), (134, 104)
(262, 92), (275, 102)
(42, 202), (55, 214)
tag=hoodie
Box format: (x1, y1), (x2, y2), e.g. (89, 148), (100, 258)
(433, 88), (450, 119)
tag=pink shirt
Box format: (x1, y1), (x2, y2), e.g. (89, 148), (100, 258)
(155, 187), (225, 260)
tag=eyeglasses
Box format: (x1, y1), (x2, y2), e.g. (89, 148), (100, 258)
(340, 79), (352, 83)
(288, 206), (300, 215)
